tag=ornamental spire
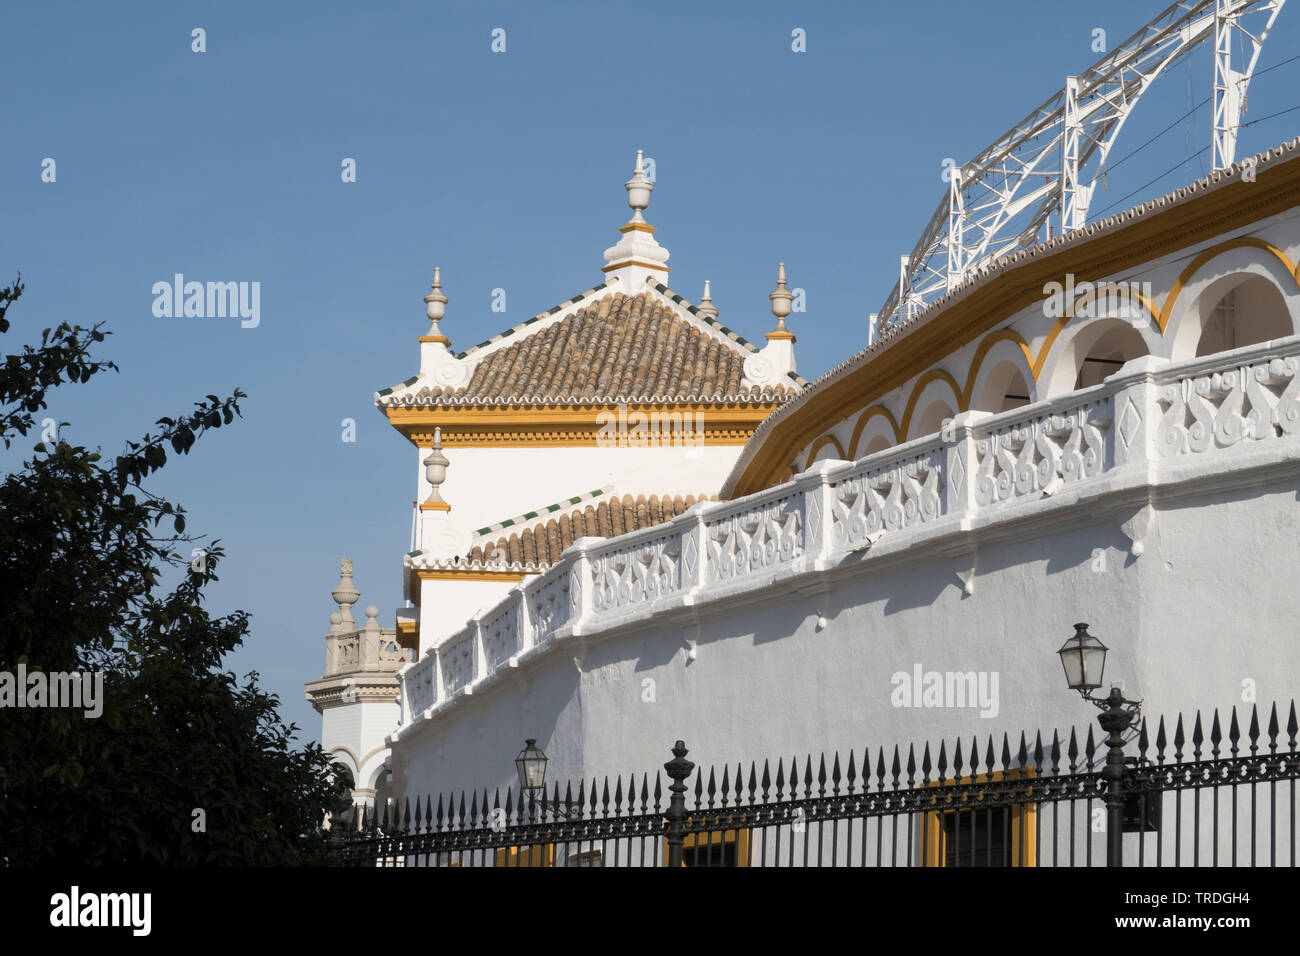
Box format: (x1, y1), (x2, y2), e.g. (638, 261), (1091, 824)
(696, 279), (718, 320)
(421, 267), (449, 345)
(767, 262), (795, 341)
(421, 426), (450, 512)
(602, 150), (670, 287)
(626, 148), (653, 222)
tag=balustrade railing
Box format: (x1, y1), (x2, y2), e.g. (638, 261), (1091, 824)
(396, 339), (1300, 728)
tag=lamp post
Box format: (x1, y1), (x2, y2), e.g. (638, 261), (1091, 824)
(515, 738), (547, 822)
(1056, 623), (1142, 867)
(514, 739), (576, 820)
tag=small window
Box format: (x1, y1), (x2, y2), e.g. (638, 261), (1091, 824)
(921, 769), (1036, 867)
(494, 844), (555, 867)
(664, 823), (751, 867)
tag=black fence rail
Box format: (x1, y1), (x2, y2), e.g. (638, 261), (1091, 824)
(336, 699), (1300, 867)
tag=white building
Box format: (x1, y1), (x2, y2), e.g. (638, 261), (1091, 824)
(308, 152), (806, 811)
(307, 9), (1300, 862)
(312, 136), (1300, 843)
(378, 136), (1300, 806)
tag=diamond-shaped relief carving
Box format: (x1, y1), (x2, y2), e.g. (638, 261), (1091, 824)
(950, 445), (965, 492)
(1118, 397), (1142, 449)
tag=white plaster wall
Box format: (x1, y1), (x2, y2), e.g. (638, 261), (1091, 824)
(418, 443), (741, 541)
(322, 696), (399, 787)
(419, 576), (518, 650)
(390, 476), (1300, 805)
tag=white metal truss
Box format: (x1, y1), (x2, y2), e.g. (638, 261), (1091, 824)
(877, 0), (1287, 332)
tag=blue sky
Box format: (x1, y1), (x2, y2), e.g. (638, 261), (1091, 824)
(4, 0), (1299, 742)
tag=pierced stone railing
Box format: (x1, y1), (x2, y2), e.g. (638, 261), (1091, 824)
(1156, 350), (1300, 457)
(971, 393), (1113, 506)
(394, 337), (1300, 735)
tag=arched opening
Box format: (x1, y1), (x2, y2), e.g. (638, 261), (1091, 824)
(808, 435), (847, 465)
(1195, 275), (1292, 357)
(1073, 321), (1150, 389)
(327, 765), (357, 830)
(972, 359), (1032, 413)
(373, 766), (393, 823)
(913, 399), (956, 439)
(861, 434), (891, 457)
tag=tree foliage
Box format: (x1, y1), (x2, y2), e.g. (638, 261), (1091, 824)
(0, 277), (347, 865)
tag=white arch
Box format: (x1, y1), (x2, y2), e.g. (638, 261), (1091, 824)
(1038, 313), (1160, 399)
(852, 413), (897, 458)
(968, 338), (1037, 412)
(905, 375), (962, 441)
(1165, 249), (1300, 361)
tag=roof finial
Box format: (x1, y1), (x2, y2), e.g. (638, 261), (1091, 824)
(768, 262), (795, 339)
(421, 427), (451, 512)
(625, 149), (653, 223)
(603, 150), (669, 284)
(331, 558), (360, 625)
(696, 279), (718, 320)
(422, 267), (450, 345)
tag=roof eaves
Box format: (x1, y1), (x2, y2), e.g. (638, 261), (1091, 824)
(722, 136), (1300, 497)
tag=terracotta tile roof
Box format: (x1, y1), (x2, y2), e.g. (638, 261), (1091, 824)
(467, 493), (711, 567)
(406, 292), (799, 406)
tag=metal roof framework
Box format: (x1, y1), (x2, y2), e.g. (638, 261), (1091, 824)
(875, 0), (1287, 334)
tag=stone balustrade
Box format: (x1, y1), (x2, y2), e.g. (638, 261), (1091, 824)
(395, 337), (1300, 732)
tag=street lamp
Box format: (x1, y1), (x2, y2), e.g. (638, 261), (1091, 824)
(514, 738), (577, 820)
(515, 739), (547, 797)
(1055, 623), (1142, 867)
(1057, 622), (1108, 694)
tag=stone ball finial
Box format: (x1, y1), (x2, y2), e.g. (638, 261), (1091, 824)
(365, 605), (379, 620)
(329, 612), (342, 626)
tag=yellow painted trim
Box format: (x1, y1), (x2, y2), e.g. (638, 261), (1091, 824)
(419, 501), (451, 512)
(600, 259), (670, 273)
(414, 568), (530, 583)
(396, 620), (418, 640)
(847, 405), (903, 457)
(961, 328), (1035, 408)
(1032, 237), (1297, 379)
(494, 844), (555, 867)
(385, 403), (782, 449)
(419, 335), (451, 345)
(899, 367), (964, 439)
(727, 158), (1300, 497)
(793, 239), (1300, 476)
(805, 433), (847, 464)
(921, 768), (1036, 867)
(765, 330), (797, 341)
(664, 824), (751, 867)
(619, 222), (657, 234)
(1032, 287), (1159, 379)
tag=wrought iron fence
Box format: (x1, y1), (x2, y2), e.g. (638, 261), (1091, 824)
(336, 699), (1300, 867)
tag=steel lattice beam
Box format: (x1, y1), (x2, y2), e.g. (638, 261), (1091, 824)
(878, 0), (1287, 331)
